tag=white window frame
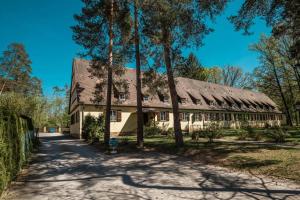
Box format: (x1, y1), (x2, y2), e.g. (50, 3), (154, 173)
(143, 95), (149, 101)
(160, 111), (167, 121)
(194, 113), (201, 121)
(110, 110), (117, 121)
(183, 113), (190, 121)
(119, 93), (126, 101)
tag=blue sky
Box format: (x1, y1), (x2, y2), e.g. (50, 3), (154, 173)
(0, 0), (270, 96)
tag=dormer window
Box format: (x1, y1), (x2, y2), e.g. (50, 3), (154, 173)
(118, 93), (126, 101)
(180, 98), (187, 104)
(143, 95), (149, 101)
(196, 99), (202, 105)
(163, 96), (169, 102)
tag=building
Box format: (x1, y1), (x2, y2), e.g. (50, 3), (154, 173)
(69, 59), (283, 139)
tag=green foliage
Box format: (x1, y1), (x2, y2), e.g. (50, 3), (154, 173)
(201, 122), (223, 143)
(47, 85), (70, 128)
(144, 126), (162, 137)
(267, 127), (289, 143)
(246, 126), (262, 141)
(0, 43), (42, 96)
(0, 104), (37, 195)
(82, 114), (104, 143)
(236, 129), (248, 140)
(0, 92), (48, 128)
(174, 53), (209, 81)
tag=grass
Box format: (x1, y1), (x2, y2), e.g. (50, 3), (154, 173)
(109, 127), (300, 182)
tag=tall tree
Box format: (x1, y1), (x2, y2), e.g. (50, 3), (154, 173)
(174, 53), (209, 81)
(133, 0), (144, 147)
(72, 0), (131, 147)
(142, 0), (226, 146)
(251, 35), (293, 125)
(0, 43), (42, 96)
(229, 0), (300, 85)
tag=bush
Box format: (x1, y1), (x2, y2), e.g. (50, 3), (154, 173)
(236, 129), (248, 140)
(267, 127), (289, 143)
(144, 126), (162, 136)
(202, 122), (223, 143)
(82, 114), (104, 142)
(246, 126), (262, 141)
(0, 112), (36, 195)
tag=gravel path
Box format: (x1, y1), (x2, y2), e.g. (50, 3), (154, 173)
(3, 133), (300, 200)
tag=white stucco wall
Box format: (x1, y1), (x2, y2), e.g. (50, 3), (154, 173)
(70, 104), (283, 138)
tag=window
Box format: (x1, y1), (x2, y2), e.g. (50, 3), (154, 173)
(75, 111), (80, 123)
(143, 95), (149, 101)
(225, 113), (232, 121)
(71, 114), (75, 125)
(204, 113), (209, 121)
(194, 113), (202, 121)
(183, 113), (190, 121)
(159, 111), (169, 121)
(180, 98), (187, 104)
(110, 110), (122, 122)
(216, 113), (220, 121)
(196, 99), (202, 105)
(119, 93), (126, 101)
(210, 113), (215, 121)
(110, 110), (117, 121)
(163, 96), (169, 102)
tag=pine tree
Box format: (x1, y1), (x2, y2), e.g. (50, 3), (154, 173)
(72, 0), (131, 147)
(133, 0), (144, 147)
(0, 43), (41, 96)
(142, 0), (226, 146)
(174, 53), (209, 81)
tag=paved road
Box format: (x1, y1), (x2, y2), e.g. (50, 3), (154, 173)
(3, 133), (300, 200)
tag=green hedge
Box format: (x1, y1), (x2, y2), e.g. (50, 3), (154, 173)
(0, 112), (36, 195)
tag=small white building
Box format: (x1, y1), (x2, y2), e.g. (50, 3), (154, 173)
(69, 59), (283, 139)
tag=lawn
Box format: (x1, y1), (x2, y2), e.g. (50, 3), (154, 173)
(112, 127), (300, 182)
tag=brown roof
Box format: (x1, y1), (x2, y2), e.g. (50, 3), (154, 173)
(70, 58), (280, 113)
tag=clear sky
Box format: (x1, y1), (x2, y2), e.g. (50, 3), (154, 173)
(0, 0), (270, 97)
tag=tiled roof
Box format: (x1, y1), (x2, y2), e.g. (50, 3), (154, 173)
(70, 58), (280, 113)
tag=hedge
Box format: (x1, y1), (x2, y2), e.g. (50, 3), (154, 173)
(0, 112), (37, 195)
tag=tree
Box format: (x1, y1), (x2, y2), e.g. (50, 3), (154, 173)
(174, 53), (209, 81)
(251, 35), (293, 125)
(229, 0), (300, 85)
(0, 43), (42, 96)
(47, 85), (70, 128)
(72, 0), (131, 147)
(133, 0), (144, 147)
(142, 0), (226, 146)
(221, 65), (253, 89)
(207, 66), (222, 84)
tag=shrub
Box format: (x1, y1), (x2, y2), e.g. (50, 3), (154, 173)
(144, 126), (162, 136)
(236, 129), (248, 140)
(246, 126), (262, 141)
(203, 122), (223, 143)
(267, 127), (289, 143)
(82, 114), (104, 142)
(164, 128), (174, 137)
(0, 111), (36, 195)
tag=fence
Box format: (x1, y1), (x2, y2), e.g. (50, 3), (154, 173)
(0, 113), (37, 195)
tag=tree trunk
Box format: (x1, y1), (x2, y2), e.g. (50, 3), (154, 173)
(134, 0), (144, 148)
(272, 62), (293, 126)
(292, 63), (300, 91)
(104, 0), (114, 147)
(162, 28), (184, 147)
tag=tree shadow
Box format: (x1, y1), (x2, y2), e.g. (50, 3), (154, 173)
(6, 133), (300, 200)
